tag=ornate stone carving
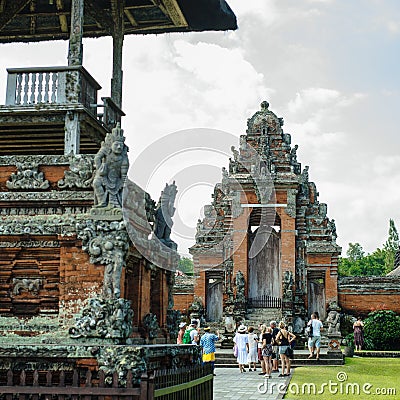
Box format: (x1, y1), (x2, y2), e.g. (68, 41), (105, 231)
(0, 191), (93, 202)
(326, 310), (341, 337)
(283, 270), (294, 301)
(328, 218), (337, 242)
(6, 162), (49, 190)
(142, 313), (160, 340)
(0, 240), (59, 248)
(0, 155), (75, 166)
(293, 316), (305, 334)
(93, 124), (129, 209)
(97, 346), (146, 386)
(69, 297), (133, 340)
(13, 278), (42, 295)
(0, 215), (77, 236)
(77, 219), (129, 298)
(188, 296), (205, 324)
(166, 309), (181, 341)
(285, 188), (298, 218)
(58, 154), (94, 189)
(235, 271), (245, 303)
(154, 181), (178, 249)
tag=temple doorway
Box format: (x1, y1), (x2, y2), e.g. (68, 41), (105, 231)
(307, 271), (326, 320)
(206, 271), (223, 322)
(248, 217), (281, 302)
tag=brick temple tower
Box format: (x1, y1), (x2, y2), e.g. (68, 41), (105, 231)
(190, 101), (341, 329)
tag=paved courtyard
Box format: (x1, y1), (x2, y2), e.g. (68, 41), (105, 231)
(214, 368), (291, 400)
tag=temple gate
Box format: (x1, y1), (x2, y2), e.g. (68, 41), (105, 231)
(190, 101), (341, 330)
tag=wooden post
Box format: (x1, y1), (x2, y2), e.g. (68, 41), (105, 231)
(65, 0), (84, 154)
(111, 0), (124, 109)
(68, 0), (84, 66)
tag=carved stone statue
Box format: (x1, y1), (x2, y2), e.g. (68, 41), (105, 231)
(154, 181), (178, 249)
(290, 144), (298, 164)
(92, 124), (128, 208)
(326, 310), (341, 336)
(142, 313), (160, 340)
(293, 316), (305, 334)
(231, 145), (239, 162)
(283, 270), (294, 301)
(235, 270), (245, 303)
(328, 219), (337, 241)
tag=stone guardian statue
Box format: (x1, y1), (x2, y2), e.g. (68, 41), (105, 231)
(92, 124), (128, 208)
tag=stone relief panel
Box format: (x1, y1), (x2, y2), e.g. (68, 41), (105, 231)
(13, 278), (43, 295)
(58, 154), (94, 189)
(6, 162), (49, 190)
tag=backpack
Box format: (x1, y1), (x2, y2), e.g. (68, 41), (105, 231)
(306, 323), (313, 338)
(182, 327), (194, 344)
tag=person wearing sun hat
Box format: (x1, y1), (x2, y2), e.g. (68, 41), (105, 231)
(233, 325), (249, 373)
(176, 322), (187, 344)
(199, 326), (220, 374)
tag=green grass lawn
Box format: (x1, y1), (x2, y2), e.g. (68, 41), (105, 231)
(284, 358), (400, 399)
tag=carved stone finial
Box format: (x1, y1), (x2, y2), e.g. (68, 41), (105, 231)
(261, 101), (269, 111)
(153, 181), (178, 249)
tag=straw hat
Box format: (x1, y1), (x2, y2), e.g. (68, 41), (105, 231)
(237, 325), (247, 333)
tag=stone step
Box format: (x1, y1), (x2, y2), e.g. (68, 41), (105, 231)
(214, 349), (344, 368)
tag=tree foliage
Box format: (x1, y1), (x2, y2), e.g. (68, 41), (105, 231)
(338, 220), (399, 277)
(178, 257), (194, 275)
(363, 310), (400, 350)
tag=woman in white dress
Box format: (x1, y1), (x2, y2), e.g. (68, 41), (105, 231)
(233, 325), (249, 373)
(247, 326), (258, 371)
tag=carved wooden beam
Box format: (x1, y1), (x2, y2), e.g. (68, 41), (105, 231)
(124, 9), (137, 27)
(56, 0), (68, 33)
(0, 0), (31, 31)
(30, 0), (36, 35)
(150, 0), (168, 17)
(85, 0), (114, 35)
(160, 0), (187, 27)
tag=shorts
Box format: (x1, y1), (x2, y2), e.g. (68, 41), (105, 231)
(308, 336), (321, 348)
(279, 345), (289, 355)
(202, 352), (215, 362)
(262, 344), (273, 358)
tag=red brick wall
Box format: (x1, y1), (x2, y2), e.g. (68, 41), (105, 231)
(173, 293), (194, 314)
(338, 276), (400, 316)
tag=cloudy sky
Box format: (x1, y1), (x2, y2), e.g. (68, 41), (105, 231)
(0, 0), (399, 257)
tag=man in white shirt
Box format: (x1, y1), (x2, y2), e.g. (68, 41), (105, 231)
(307, 313), (323, 360)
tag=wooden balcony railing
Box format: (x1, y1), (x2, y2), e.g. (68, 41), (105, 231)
(4, 66), (124, 131)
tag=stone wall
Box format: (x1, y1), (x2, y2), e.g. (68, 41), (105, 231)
(338, 276), (400, 316)
(173, 275), (195, 313)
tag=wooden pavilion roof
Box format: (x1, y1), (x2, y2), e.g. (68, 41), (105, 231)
(0, 0), (237, 43)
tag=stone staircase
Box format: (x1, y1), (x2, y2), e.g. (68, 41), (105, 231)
(215, 348), (344, 369)
(242, 307), (282, 327)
